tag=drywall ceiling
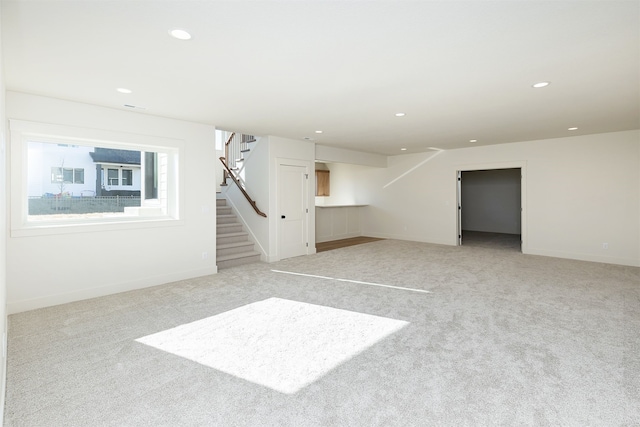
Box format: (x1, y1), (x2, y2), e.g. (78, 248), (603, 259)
(2, 0), (639, 155)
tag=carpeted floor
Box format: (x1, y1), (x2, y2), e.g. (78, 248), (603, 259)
(5, 239), (640, 426)
(461, 230), (522, 251)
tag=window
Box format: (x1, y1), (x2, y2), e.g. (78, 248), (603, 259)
(122, 169), (133, 186)
(63, 168), (74, 183)
(10, 119), (183, 236)
(51, 167), (84, 184)
(74, 169), (84, 184)
(107, 169), (119, 185)
(50, 167), (63, 183)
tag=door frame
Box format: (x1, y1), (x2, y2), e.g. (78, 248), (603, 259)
(455, 161), (527, 253)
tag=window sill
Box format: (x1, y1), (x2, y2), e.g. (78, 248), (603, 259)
(11, 215), (183, 238)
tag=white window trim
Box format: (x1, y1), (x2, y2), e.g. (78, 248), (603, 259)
(10, 119), (184, 237)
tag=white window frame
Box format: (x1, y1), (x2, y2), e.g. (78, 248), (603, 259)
(10, 120), (184, 237)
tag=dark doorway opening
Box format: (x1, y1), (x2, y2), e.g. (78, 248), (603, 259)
(458, 168), (522, 252)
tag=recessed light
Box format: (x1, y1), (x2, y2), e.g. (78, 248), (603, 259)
(117, 88), (132, 94)
(532, 81), (550, 88)
(469, 139), (477, 143)
(568, 127), (578, 131)
(395, 112), (406, 117)
(169, 28), (192, 40)
(315, 130), (323, 134)
(400, 148), (407, 151)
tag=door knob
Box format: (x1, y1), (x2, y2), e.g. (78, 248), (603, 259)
(281, 215), (286, 219)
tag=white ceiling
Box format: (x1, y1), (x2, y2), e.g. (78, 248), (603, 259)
(2, 0), (639, 155)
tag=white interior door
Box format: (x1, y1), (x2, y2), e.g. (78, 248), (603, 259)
(278, 162), (308, 259)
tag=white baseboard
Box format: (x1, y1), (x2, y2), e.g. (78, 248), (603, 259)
(362, 233), (638, 267)
(7, 266), (217, 314)
(525, 248), (639, 267)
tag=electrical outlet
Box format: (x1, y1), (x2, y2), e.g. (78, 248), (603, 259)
(602, 243), (608, 250)
(202, 251), (208, 260)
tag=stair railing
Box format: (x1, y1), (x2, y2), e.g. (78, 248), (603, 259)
(219, 132), (266, 217)
(223, 132), (255, 172)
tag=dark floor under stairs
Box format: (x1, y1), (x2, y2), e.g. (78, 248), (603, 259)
(216, 198), (261, 269)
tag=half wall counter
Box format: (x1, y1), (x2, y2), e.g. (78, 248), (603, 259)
(315, 204), (367, 243)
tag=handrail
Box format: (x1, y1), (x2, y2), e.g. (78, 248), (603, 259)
(224, 132), (236, 148)
(219, 156), (267, 217)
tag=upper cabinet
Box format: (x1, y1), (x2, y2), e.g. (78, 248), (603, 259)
(315, 170), (330, 196)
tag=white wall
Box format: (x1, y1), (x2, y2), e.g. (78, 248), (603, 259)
(215, 148), (224, 193)
(316, 144), (386, 167)
(314, 162), (374, 207)
(0, 7), (8, 418)
(353, 131), (639, 267)
(6, 92), (218, 313)
(461, 168), (521, 234)
(214, 129), (227, 193)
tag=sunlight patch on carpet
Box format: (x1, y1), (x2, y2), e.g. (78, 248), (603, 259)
(136, 297), (408, 394)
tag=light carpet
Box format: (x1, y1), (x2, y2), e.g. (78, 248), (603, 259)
(136, 297), (408, 394)
(5, 239), (640, 426)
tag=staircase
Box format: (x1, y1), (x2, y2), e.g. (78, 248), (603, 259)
(216, 198), (261, 269)
(219, 132), (266, 217)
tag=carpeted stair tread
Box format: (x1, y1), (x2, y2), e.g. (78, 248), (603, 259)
(218, 241), (255, 250)
(216, 250), (261, 262)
